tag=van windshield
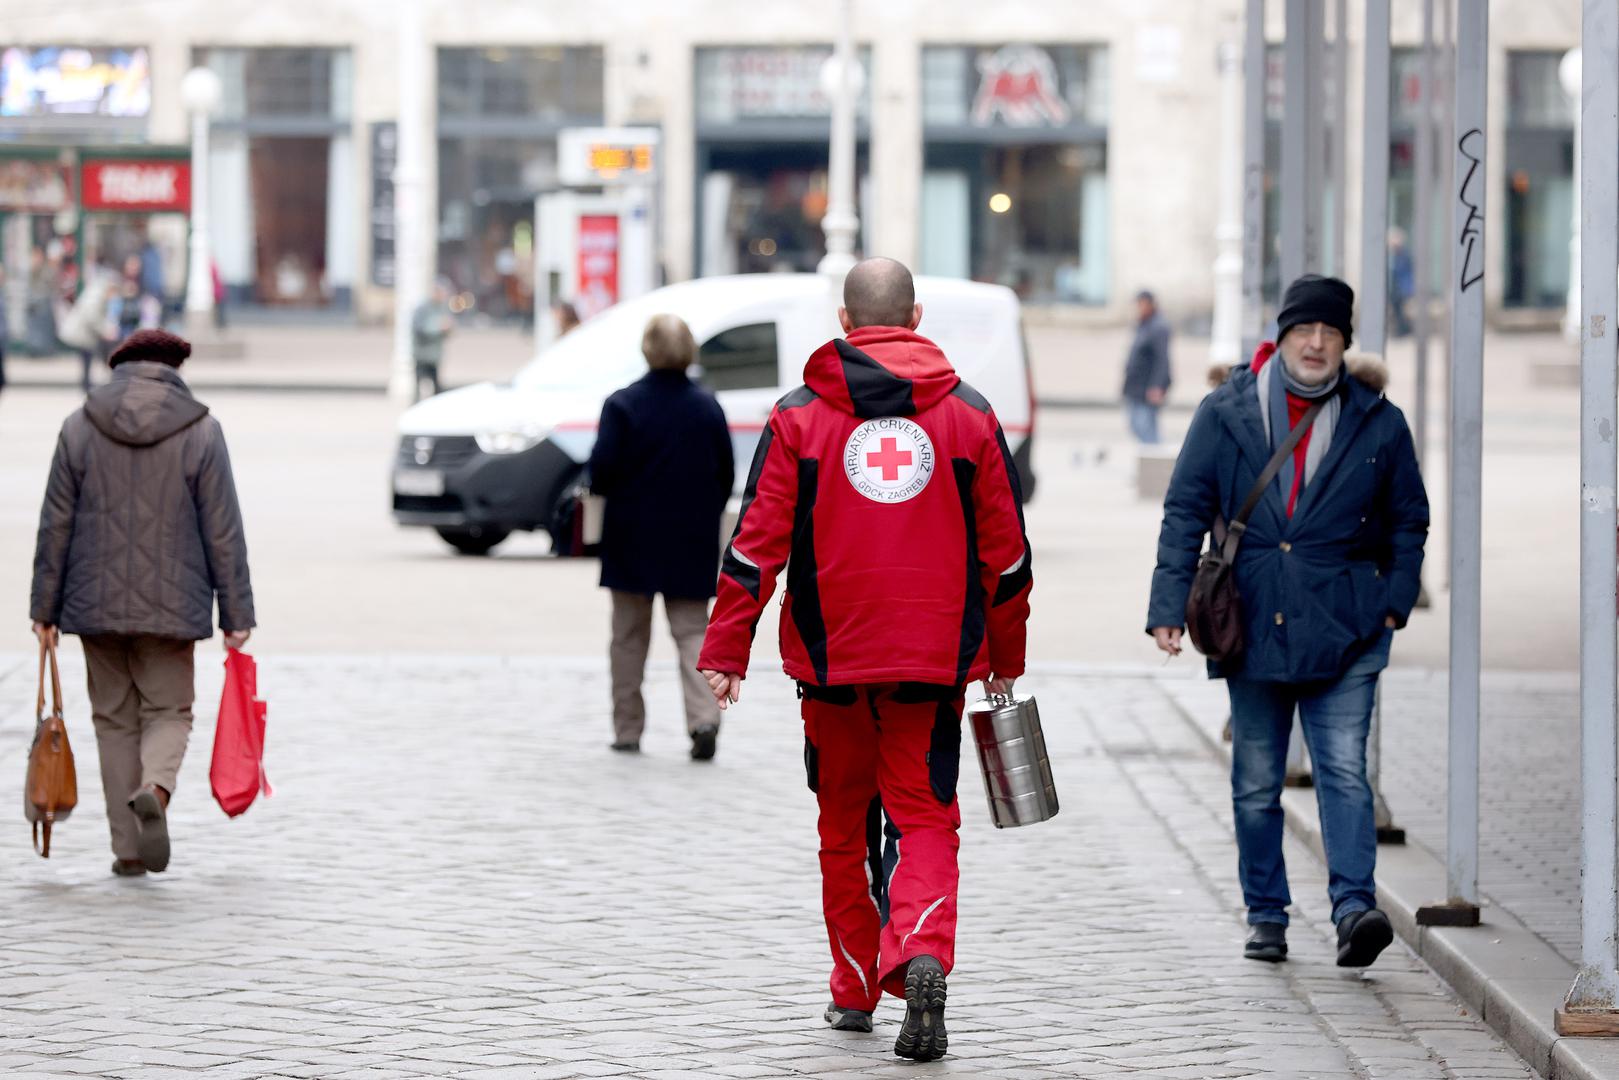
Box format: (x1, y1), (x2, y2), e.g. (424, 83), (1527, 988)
(512, 294), (675, 392)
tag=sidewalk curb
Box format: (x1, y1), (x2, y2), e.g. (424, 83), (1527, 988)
(1156, 675), (1619, 1080)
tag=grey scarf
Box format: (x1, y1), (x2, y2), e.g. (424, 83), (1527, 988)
(1256, 356), (1341, 508)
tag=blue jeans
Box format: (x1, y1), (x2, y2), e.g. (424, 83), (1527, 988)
(1227, 629), (1392, 927)
(1125, 401), (1160, 444)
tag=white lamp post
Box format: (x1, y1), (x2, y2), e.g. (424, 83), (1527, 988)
(1210, 37), (1245, 367)
(181, 66), (222, 325)
(1560, 47), (1581, 345)
(817, 0), (862, 283)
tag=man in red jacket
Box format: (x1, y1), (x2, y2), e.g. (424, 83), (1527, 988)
(699, 257), (1032, 1062)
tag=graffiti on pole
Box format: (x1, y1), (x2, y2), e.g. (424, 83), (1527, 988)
(1456, 127), (1485, 293)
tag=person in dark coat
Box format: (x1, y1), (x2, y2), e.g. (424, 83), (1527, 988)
(589, 314), (734, 760)
(30, 329), (256, 878)
(1146, 275), (1428, 970)
(1121, 289), (1173, 443)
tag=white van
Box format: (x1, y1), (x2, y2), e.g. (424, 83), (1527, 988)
(392, 273), (1036, 555)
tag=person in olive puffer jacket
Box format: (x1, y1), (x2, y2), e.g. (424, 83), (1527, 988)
(30, 329), (256, 878)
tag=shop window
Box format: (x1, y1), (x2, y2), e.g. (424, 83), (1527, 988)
(438, 47), (604, 123)
(698, 323), (779, 391)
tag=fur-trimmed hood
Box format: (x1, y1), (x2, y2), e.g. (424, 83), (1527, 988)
(1207, 342), (1389, 394)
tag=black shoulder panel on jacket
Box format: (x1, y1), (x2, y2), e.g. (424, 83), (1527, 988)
(950, 381), (992, 414)
(777, 385), (820, 411)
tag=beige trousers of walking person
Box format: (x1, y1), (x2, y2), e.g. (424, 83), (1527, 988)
(82, 635), (195, 861)
(609, 591), (720, 745)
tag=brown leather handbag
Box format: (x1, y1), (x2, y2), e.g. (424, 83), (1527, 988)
(1185, 402), (1323, 661)
(24, 636), (77, 858)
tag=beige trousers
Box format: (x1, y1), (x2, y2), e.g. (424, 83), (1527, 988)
(82, 635), (196, 861)
(609, 591), (719, 744)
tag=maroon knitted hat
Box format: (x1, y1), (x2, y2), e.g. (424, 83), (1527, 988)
(109, 329), (192, 368)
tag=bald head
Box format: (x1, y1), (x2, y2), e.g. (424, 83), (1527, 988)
(840, 257), (921, 331)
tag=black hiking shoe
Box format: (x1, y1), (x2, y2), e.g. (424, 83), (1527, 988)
(1244, 922), (1288, 962)
(824, 1002), (874, 1033)
(894, 955), (948, 1061)
(690, 725), (718, 761)
(1336, 909), (1394, 968)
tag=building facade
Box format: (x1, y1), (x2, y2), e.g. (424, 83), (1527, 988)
(0, 0), (1583, 332)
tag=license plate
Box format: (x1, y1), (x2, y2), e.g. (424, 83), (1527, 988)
(394, 469), (445, 497)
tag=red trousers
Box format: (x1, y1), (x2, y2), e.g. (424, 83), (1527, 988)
(802, 683), (963, 1010)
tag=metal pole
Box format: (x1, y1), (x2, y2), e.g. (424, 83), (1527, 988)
(1359, 0), (1403, 845)
(389, 0), (427, 403)
(1304, 0), (1326, 273)
(1212, 36), (1245, 368)
(1418, 0), (1485, 926)
(818, 0), (859, 281)
(184, 107), (213, 320)
(1412, 0), (1435, 469)
(1281, 0), (1310, 287)
(1329, 0), (1348, 276)
(1360, 0), (1391, 354)
(1240, 0), (1266, 360)
(1559, 0), (1619, 1032)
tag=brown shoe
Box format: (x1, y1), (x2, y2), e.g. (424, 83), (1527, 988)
(111, 859), (147, 877)
(128, 785), (170, 873)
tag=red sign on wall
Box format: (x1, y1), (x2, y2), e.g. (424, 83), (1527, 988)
(575, 213), (620, 321)
(81, 159), (190, 212)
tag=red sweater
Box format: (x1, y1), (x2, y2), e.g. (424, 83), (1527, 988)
(1251, 342), (1312, 518)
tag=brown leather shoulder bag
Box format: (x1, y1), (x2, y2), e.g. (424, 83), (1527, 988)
(1185, 401), (1323, 662)
(24, 636), (77, 858)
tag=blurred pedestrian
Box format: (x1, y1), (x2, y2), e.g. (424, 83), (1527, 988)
(30, 329), (256, 877)
(698, 258), (1032, 1061)
(138, 231), (166, 310)
(211, 259), (228, 331)
(1146, 274), (1428, 970)
(109, 254), (161, 343)
(411, 278), (454, 401)
(0, 263), (9, 394)
(588, 314), (734, 760)
(552, 300), (581, 338)
(1388, 228), (1415, 338)
(1122, 289), (1172, 443)
(56, 267), (117, 393)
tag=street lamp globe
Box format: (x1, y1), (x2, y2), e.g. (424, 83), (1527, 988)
(180, 66), (223, 116)
(1559, 47), (1581, 101)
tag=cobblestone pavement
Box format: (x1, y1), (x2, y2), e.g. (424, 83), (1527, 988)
(1162, 668), (1581, 965)
(0, 652), (1540, 1079)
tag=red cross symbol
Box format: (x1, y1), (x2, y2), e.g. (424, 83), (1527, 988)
(866, 437), (913, 481)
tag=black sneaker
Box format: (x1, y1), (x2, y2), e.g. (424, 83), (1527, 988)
(894, 955), (948, 1061)
(823, 1002), (873, 1033)
(1244, 922), (1288, 962)
(690, 725), (718, 762)
(1336, 909), (1394, 968)
(609, 741), (640, 753)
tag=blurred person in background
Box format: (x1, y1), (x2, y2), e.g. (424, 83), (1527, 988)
(411, 278), (455, 401)
(1121, 289), (1172, 444)
(57, 266), (118, 394)
(552, 300), (581, 338)
(108, 254), (162, 344)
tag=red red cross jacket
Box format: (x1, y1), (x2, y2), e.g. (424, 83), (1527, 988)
(698, 326), (1033, 687)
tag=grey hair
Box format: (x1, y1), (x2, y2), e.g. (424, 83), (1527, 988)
(642, 313), (696, 371)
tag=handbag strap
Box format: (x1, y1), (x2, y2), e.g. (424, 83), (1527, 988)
(35, 636), (63, 723)
(1218, 400), (1326, 563)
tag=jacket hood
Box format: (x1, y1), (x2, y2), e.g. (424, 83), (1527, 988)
(803, 327), (960, 418)
(84, 361), (209, 447)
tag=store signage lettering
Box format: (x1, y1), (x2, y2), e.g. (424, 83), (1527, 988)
(82, 161), (189, 211)
(971, 45), (1070, 128)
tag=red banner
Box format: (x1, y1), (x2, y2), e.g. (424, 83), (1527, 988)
(575, 213), (620, 321)
(81, 159), (190, 212)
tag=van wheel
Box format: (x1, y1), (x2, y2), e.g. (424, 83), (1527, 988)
(436, 526), (511, 556)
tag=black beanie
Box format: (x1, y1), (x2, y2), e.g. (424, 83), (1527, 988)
(1277, 274), (1355, 348)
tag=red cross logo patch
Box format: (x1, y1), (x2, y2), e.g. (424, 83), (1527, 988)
(843, 418), (935, 503)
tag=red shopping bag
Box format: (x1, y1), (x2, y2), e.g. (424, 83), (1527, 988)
(210, 648), (272, 818)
